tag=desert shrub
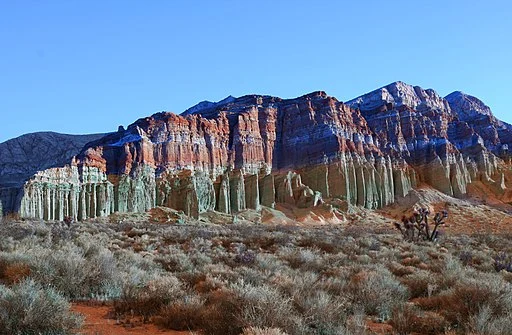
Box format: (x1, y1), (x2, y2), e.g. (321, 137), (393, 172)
(436, 255), (464, 290)
(416, 274), (512, 330)
(242, 327), (289, 335)
(279, 247), (324, 272)
(357, 236), (382, 252)
(1, 262), (31, 284)
(233, 281), (302, 333)
(28, 242), (119, 299)
(346, 265), (409, 320)
(401, 255), (422, 267)
(297, 235), (340, 254)
(400, 270), (438, 298)
(388, 261), (416, 277)
(344, 309), (367, 335)
(115, 272), (184, 320)
(199, 288), (245, 335)
(155, 245), (194, 272)
(470, 305), (512, 335)
(294, 289), (347, 334)
(274, 271), (320, 298)
(200, 281), (306, 335)
(155, 294), (204, 330)
(0, 279), (82, 335)
(390, 304), (448, 335)
(493, 252), (512, 273)
(235, 267), (268, 286)
(458, 250), (474, 266)
(254, 253), (287, 273)
(235, 250), (257, 265)
(0, 252), (32, 285)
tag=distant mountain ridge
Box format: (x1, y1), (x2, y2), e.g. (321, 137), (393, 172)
(0, 132), (107, 187)
(1, 82), (511, 220)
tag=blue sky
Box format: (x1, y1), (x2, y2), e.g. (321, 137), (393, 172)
(1, 1), (511, 142)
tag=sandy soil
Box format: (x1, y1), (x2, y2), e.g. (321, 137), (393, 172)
(72, 302), (191, 335)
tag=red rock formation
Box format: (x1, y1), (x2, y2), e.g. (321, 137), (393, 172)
(4, 82), (510, 220)
(78, 91), (382, 176)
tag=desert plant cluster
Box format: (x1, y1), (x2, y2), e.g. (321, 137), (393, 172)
(394, 208), (448, 242)
(1, 215), (512, 335)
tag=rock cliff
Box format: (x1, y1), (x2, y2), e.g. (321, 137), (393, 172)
(346, 81), (511, 198)
(3, 82), (511, 221)
(0, 132), (106, 215)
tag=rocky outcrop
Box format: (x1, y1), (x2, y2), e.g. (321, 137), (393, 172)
(348, 81), (452, 115)
(4, 82), (511, 221)
(0, 132), (106, 188)
(346, 81), (511, 198)
(19, 166), (113, 221)
(446, 91), (512, 159)
(0, 132), (106, 215)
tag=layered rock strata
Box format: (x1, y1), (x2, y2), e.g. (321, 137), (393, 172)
(346, 81), (511, 198)
(0, 132), (105, 215)
(3, 82), (511, 220)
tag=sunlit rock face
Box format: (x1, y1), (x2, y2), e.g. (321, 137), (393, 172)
(346, 81), (511, 197)
(445, 91), (512, 157)
(4, 82), (511, 220)
(0, 132), (106, 216)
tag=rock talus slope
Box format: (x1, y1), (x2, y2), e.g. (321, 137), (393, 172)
(3, 82), (511, 220)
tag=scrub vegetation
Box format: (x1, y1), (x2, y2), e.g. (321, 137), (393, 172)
(1, 216), (512, 335)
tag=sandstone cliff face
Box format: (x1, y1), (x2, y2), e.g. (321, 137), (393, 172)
(346, 81), (511, 198)
(446, 91), (512, 158)
(5, 82), (511, 220)
(20, 166), (113, 221)
(0, 132), (106, 215)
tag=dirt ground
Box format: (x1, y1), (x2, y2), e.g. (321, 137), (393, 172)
(73, 302), (191, 335)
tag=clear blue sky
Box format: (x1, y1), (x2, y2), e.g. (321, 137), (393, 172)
(1, 1), (511, 142)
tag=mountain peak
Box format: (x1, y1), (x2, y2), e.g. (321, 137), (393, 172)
(182, 95), (237, 116)
(346, 81), (450, 113)
(445, 91), (494, 122)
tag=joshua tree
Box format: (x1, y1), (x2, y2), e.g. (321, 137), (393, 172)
(394, 208), (448, 242)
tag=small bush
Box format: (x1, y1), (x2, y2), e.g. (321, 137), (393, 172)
(155, 294), (204, 330)
(400, 270), (437, 298)
(233, 281), (300, 333)
(388, 262), (415, 277)
(347, 266), (409, 320)
(494, 252), (512, 272)
(0, 258), (31, 285)
(235, 250), (257, 265)
(390, 305), (447, 335)
(294, 289), (347, 334)
(242, 327), (289, 335)
(115, 273), (184, 321)
(0, 279), (82, 335)
(470, 305), (512, 335)
(416, 275), (512, 330)
(200, 288), (244, 335)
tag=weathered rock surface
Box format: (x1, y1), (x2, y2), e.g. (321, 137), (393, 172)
(346, 81), (511, 198)
(0, 132), (106, 215)
(20, 166), (113, 221)
(446, 91), (512, 158)
(3, 82), (511, 220)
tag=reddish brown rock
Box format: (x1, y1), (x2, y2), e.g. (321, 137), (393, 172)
(4, 82), (510, 221)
